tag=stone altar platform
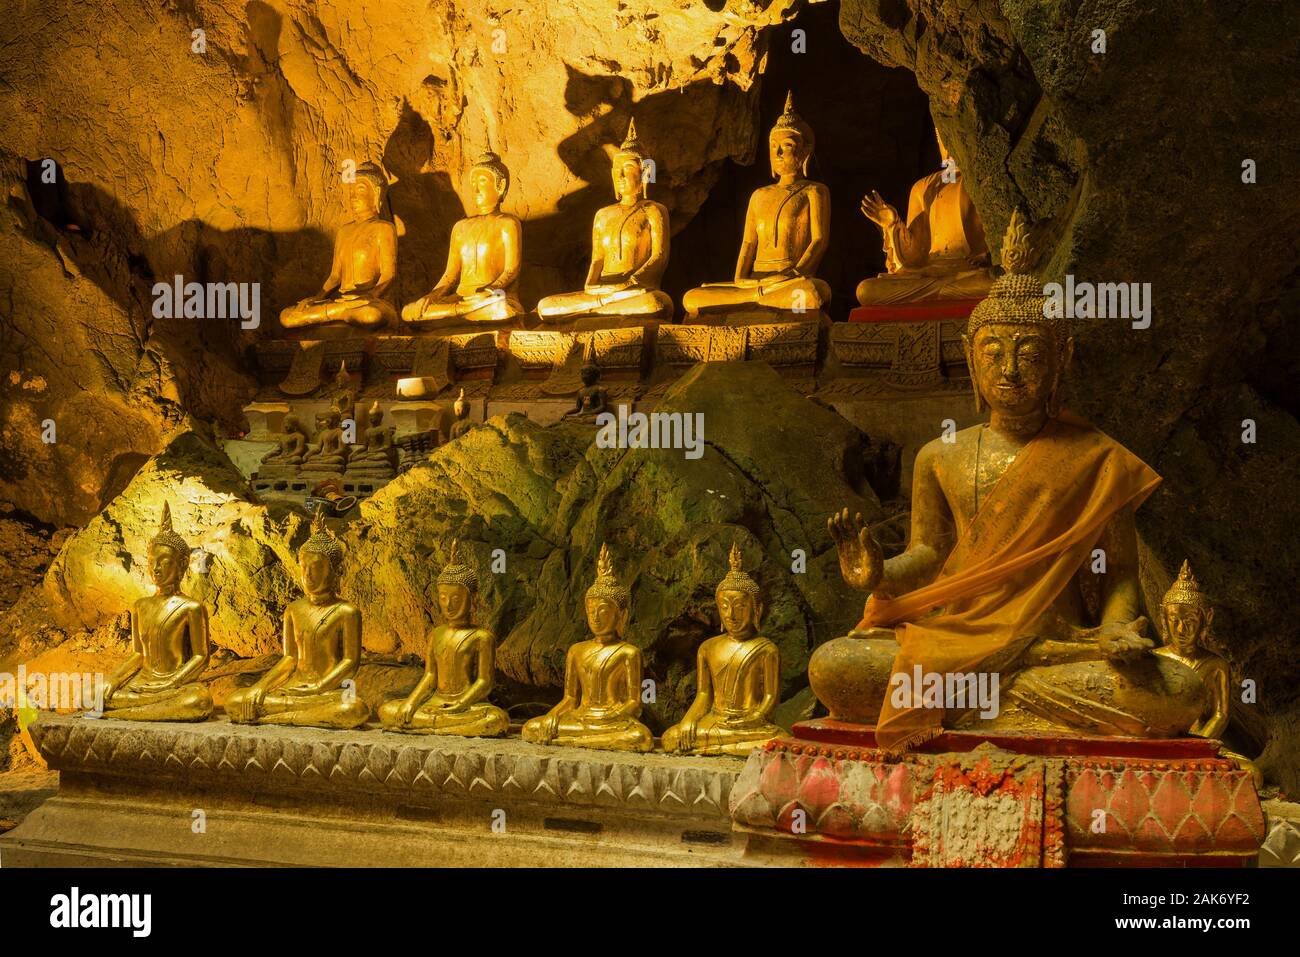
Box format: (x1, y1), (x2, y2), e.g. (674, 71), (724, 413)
(1, 714), (746, 867)
(728, 720), (1267, 867)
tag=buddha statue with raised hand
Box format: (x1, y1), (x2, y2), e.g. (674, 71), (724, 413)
(280, 162), (398, 330)
(101, 503), (214, 721)
(537, 119), (672, 327)
(682, 92), (830, 324)
(663, 542), (781, 756)
(808, 211), (1204, 752)
(226, 506), (370, 729)
(379, 540), (508, 737)
(856, 125), (993, 306)
(521, 544), (653, 752)
(402, 150), (524, 327)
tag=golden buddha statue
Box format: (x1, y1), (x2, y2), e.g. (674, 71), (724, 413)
(1154, 561), (1229, 739)
(681, 92), (831, 324)
(808, 211), (1204, 753)
(662, 542), (781, 756)
(101, 503), (214, 721)
(521, 544), (653, 752)
(225, 507), (370, 728)
(402, 150), (524, 327)
(379, 540), (508, 736)
(301, 408), (349, 474)
(536, 120), (672, 327)
(856, 125), (993, 306)
(280, 162), (398, 330)
(346, 400), (397, 479)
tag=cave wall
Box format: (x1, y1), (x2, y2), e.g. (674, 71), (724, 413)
(839, 0), (1300, 786)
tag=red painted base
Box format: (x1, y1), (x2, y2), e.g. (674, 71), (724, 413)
(847, 298), (985, 324)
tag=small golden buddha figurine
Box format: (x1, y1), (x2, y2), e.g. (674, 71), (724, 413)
(346, 400), (397, 479)
(225, 507), (370, 728)
(1154, 561), (1228, 739)
(448, 388), (474, 441)
(301, 408), (349, 474)
(521, 544), (653, 752)
(379, 540), (508, 737)
(101, 503), (214, 721)
(537, 120), (672, 328)
(402, 150), (524, 327)
(258, 414), (309, 473)
(280, 162), (398, 330)
(856, 125), (993, 306)
(663, 543), (781, 756)
(682, 92), (830, 324)
(563, 341), (609, 420)
(808, 211), (1204, 753)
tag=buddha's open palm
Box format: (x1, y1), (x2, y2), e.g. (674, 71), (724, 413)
(828, 508), (884, 594)
(860, 191), (899, 229)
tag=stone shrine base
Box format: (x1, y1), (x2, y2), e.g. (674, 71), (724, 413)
(3, 715), (1269, 867)
(729, 720), (1266, 867)
(2, 715), (745, 867)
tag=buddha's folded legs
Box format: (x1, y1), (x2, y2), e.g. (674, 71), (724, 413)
(408, 293), (524, 324)
(103, 682), (214, 722)
(855, 269), (993, 307)
(226, 688), (370, 729)
(539, 288), (672, 321)
(280, 296), (394, 329)
(664, 714), (782, 756)
(378, 697), (508, 737)
(523, 714), (653, 752)
(755, 276), (830, 313)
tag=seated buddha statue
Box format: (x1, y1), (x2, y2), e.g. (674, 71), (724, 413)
(521, 544), (653, 752)
(447, 388), (475, 441)
(663, 542), (781, 756)
(536, 120), (672, 328)
(682, 92), (830, 325)
(379, 540), (508, 737)
(808, 211), (1205, 753)
(225, 507), (370, 728)
(301, 409), (348, 474)
(346, 400), (397, 479)
(402, 150), (524, 328)
(100, 503), (214, 721)
(280, 162), (398, 330)
(856, 125), (993, 306)
(258, 414), (309, 474)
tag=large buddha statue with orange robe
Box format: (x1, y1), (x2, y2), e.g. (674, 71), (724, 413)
(809, 211), (1205, 753)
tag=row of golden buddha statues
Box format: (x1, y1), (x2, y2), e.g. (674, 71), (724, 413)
(278, 93), (994, 333)
(103, 506), (780, 756)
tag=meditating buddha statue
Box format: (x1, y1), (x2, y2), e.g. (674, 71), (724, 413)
(1154, 561), (1229, 739)
(521, 544), (653, 752)
(280, 162), (398, 330)
(301, 408), (348, 474)
(856, 125), (993, 306)
(682, 92), (830, 325)
(100, 503), (214, 721)
(663, 542), (781, 756)
(379, 540), (508, 737)
(808, 211), (1205, 753)
(346, 400), (397, 480)
(402, 150), (524, 328)
(225, 506), (370, 728)
(448, 388), (474, 441)
(537, 119), (672, 328)
(258, 414), (309, 475)
(564, 340), (608, 420)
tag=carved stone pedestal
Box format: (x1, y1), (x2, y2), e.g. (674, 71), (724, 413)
(729, 720), (1266, 867)
(2, 715), (746, 867)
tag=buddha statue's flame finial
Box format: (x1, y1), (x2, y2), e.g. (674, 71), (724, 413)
(301, 503), (344, 570)
(999, 208), (1034, 275)
(783, 90), (795, 115)
(966, 208), (1065, 343)
(1162, 560), (1207, 608)
(150, 501), (190, 555)
(369, 398), (381, 415)
(718, 539), (760, 596)
(587, 543), (630, 607)
(621, 117), (639, 151)
(438, 537), (478, 589)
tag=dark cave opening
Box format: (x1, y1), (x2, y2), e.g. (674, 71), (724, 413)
(661, 0), (939, 322)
